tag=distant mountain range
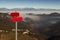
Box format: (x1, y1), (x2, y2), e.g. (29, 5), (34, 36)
(0, 8), (60, 11)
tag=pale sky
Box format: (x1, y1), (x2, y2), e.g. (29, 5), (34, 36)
(0, 0), (60, 9)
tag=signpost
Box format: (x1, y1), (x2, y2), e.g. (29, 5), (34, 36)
(10, 12), (23, 40)
(15, 22), (17, 40)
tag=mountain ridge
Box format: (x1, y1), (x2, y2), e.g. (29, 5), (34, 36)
(0, 8), (60, 11)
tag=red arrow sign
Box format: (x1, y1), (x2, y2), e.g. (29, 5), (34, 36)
(10, 12), (23, 22)
(10, 12), (19, 17)
(11, 17), (23, 22)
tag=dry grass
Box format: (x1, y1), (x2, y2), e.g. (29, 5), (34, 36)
(0, 32), (39, 40)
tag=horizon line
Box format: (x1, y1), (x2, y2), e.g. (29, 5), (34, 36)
(0, 7), (60, 9)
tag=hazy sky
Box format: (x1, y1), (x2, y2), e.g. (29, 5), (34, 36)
(0, 0), (60, 9)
